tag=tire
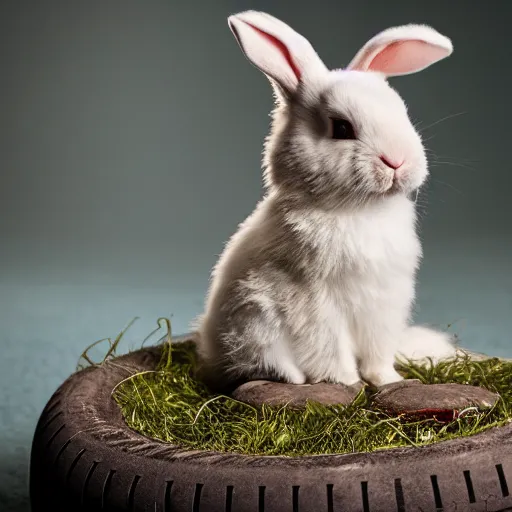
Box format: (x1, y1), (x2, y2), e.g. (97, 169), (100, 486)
(29, 344), (512, 512)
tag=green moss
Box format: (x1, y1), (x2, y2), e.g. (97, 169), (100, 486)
(87, 319), (512, 456)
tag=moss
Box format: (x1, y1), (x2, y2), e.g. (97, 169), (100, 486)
(86, 319), (512, 457)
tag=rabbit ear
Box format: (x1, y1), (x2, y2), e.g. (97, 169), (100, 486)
(347, 24), (453, 77)
(228, 11), (328, 95)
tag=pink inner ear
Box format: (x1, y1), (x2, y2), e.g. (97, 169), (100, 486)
(247, 23), (302, 81)
(368, 40), (447, 74)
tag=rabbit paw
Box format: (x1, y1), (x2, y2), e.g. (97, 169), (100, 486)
(360, 366), (403, 388)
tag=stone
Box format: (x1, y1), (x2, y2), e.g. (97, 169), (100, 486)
(372, 379), (499, 420)
(231, 380), (365, 409)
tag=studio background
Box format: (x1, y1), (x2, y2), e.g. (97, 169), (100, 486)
(1, 1), (510, 510)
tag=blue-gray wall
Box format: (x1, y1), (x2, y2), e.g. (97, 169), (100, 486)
(1, 1), (510, 510)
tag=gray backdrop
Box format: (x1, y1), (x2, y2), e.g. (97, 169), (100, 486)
(0, 1), (510, 510)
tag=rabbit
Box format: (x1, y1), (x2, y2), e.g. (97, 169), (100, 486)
(195, 10), (458, 392)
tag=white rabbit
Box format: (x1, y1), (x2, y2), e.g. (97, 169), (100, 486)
(195, 11), (457, 391)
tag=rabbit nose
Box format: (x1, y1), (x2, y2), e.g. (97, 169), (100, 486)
(380, 155), (404, 171)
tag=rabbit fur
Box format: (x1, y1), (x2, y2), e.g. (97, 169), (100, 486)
(195, 11), (457, 391)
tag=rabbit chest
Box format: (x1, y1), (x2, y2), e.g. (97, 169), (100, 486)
(290, 197), (420, 280)
(285, 197), (421, 336)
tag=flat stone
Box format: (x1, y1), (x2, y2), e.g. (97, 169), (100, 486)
(372, 379), (499, 419)
(231, 380), (365, 409)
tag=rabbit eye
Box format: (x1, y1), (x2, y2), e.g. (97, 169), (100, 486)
(331, 118), (356, 140)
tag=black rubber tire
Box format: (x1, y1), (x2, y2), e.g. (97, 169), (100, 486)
(29, 343), (512, 512)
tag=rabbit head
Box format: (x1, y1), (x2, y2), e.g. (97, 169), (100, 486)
(228, 11), (453, 209)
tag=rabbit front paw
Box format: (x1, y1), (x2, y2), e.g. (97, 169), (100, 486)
(360, 366), (403, 388)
